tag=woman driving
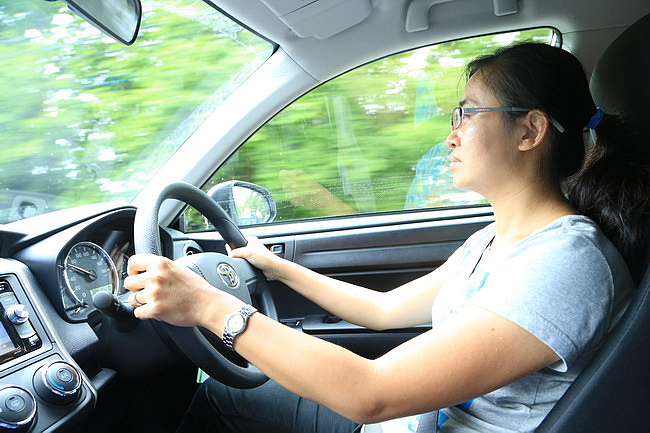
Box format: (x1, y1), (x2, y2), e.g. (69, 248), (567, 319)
(124, 42), (649, 432)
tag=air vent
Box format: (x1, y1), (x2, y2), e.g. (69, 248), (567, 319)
(183, 243), (203, 256)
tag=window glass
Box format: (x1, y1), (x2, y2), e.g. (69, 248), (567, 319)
(0, 0), (271, 223)
(184, 29), (555, 231)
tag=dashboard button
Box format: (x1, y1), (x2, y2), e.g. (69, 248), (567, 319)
(56, 367), (73, 383)
(0, 386), (36, 430)
(12, 321), (35, 340)
(27, 335), (40, 348)
(5, 394), (25, 412)
(0, 293), (18, 310)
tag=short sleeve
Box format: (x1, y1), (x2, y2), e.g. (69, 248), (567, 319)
(470, 233), (614, 372)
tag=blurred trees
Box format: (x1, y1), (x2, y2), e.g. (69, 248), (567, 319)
(0, 0), (270, 221)
(0, 0), (551, 226)
(201, 29), (554, 226)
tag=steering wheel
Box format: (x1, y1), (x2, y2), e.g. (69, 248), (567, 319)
(133, 181), (269, 389)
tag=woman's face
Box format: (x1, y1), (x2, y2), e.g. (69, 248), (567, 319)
(446, 72), (522, 197)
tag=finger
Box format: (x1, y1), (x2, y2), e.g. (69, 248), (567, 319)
(132, 303), (154, 320)
(228, 246), (253, 259)
(127, 253), (161, 276)
(123, 271), (150, 292)
(228, 237), (258, 258)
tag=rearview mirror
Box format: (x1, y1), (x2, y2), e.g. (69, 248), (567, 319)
(57, 0), (142, 45)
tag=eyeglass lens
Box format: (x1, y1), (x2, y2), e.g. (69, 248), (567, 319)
(451, 107), (461, 131)
(451, 107), (462, 131)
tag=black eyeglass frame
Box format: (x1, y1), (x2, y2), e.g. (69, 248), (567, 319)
(451, 106), (565, 133)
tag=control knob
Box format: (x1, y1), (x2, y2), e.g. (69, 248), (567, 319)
(33, 361), (82, 405)
(0, 385), (36, 431)
(4, 305), (28, 325)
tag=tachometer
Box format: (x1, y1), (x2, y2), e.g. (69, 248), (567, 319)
(61, 242), (119, 319)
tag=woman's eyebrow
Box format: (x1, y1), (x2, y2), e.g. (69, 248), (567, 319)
(459, 98), (478, 107)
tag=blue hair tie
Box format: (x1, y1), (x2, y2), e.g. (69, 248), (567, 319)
(588, 108), (605, 130)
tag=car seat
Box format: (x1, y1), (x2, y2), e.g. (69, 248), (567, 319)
(536, 12), (650, 433)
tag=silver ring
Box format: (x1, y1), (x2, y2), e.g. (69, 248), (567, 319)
(133, 291), (144, 307)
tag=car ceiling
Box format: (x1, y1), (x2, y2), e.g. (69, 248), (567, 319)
(210, 0), (650, 81)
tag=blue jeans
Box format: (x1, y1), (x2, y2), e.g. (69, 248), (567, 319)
(176, 378), (362, 433)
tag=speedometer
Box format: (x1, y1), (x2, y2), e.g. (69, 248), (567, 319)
(61, 242), (119, 319)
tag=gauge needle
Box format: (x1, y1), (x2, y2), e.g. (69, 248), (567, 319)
(67, 264), (98, 282)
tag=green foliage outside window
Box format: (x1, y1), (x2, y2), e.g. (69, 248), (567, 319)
(189, 29), (555, 230)
(0, 0), (271, 222)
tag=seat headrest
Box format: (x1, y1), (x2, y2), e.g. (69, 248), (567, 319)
(590, 13), (650, 129)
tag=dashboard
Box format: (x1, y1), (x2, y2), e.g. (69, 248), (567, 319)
(0, 203), (201, 432)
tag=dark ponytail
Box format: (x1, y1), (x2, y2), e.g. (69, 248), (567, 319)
(567, 114), (650, 282)
(466, 42), (650, 282)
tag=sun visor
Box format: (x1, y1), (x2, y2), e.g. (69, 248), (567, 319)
(260, 0), (372, 39)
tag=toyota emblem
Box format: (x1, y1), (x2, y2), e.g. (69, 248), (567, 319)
(217, 263), (240, 288)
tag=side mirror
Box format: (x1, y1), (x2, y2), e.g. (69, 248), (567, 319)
(208, 181), (277, 226)
(56, 0), (142, 45)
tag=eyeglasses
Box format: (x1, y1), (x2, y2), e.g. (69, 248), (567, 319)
(450, 106), (565, 133)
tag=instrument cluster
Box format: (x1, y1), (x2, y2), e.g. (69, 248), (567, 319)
(58, 229), (133, 322)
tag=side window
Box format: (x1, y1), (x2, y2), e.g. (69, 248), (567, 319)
(184, 29), (555, 231)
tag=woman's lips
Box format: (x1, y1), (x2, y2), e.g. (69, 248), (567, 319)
(449, 154), (461, 171)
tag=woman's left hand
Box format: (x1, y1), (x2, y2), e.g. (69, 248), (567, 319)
(124, 254), (238, 328)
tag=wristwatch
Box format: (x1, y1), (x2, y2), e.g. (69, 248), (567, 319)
(222, 305), (258, 351)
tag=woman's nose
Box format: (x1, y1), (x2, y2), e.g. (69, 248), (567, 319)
(446, 130), (459, 148)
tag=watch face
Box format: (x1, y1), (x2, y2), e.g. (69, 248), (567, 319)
(227, 313), (245, 333)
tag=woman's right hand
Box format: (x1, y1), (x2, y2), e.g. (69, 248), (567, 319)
(228, 236), (286, 280)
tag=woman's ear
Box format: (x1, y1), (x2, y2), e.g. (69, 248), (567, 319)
(517, 109), (551, 151)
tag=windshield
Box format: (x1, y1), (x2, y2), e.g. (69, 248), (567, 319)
(0, 0), (272, 223)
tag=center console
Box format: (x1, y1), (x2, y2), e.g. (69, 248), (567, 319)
(0, 269), (95, 432)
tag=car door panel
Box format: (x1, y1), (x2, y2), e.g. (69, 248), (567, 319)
(269, 213), (491, 357)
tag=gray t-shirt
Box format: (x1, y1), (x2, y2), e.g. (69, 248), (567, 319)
(369, 215), (633, 433)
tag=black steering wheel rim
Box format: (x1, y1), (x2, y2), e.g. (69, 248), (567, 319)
(134, 181), (269, 389)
